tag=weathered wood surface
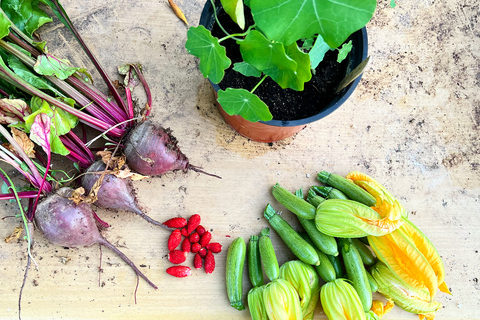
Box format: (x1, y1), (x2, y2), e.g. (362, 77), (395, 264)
(0, 0), (478, 319)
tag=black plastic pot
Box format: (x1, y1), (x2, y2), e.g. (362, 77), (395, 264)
(199, 1), (368, 142)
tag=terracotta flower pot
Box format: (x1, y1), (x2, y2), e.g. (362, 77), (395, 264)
(199, 2), (368, 143)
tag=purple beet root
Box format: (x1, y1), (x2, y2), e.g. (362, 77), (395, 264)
(35, 187), (157, 289)
(124, 120), (220, 178)
(81, 160), (171, 229)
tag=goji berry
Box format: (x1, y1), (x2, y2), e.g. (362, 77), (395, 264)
(168, 229), (182, 251)
(168, 250), (187, 264)
(204, 250), (215, 274)
(166, 266), (191, 278)
(186, 214), (201, 234)
(180, 227), (189, 237)
(181, 237), (191, 253)
(191, 243), (201, 253)
(162, 217), (187, 229)
(194, 253), (203, 269)
(205, 242), (222, 253)
(189, 232), (200, 243)
(199, 231), (212, 247)
(198, 247), (207, 258)
(196, 225), (206, 236)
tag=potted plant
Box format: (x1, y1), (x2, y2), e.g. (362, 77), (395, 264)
(185, 0), (376, 142)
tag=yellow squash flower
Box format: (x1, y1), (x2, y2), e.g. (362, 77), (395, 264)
(279, 260), (320, 320)
(248, 286), (268, 320)
(371, 262), (442, 319)
(263, 278), (302, 320)
(320, 278), (366, 320)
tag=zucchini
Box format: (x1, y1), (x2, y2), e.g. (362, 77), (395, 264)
(259, 228), (280, 281)
(226, 237), (247, 310)
(272, 183), (316, 219)
(327, 252), (345, 279)
(248, 235), (264, 287)
(366, 270), (378, 293)
(298, 217), (338, 256)
(352, 238), (376, 267)
(264, 204), (320, 266)
(338, 238), (372, 312)
(301, 234), (336, 282)
(312, 185), (349, 200)
(317, 171), (376, 207)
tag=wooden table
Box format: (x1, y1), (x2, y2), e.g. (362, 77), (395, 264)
(0, 0), (478, 319)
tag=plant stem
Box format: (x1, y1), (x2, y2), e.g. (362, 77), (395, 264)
(251, 75), (268, 94)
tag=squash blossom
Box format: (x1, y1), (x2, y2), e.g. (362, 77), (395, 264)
(320, 278), (366, 320)
(368, 217), (449, 300)
(370, 300), (395, 318)
(263, 278), (303, 320)
(316, 199), (395, 238)
(371, 262), (442, 319)
(248, 286), (268, 320)
(346, 171), (407, 232)
(279, 260), (320, 320)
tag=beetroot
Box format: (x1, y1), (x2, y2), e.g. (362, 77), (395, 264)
(35, 187), (157, 289)
(124, 120), (220, 178)
(81, 160), (169, 228)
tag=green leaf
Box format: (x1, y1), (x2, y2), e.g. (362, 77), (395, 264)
(250, 0), (376, 48)
(7, 53), (58, 93)
(1, 0), (52, 37)
(337, 40), (352, 63)
(185, 25), (231, 84)
(390, 0), (396, 8)
(309, 35), (332, 70)
(33, 53), (79, 80)
(50, 134), (69, 155)
(29, 113), (51, 154)
(0, 11), (12, 39)
(284, 43), (312, 91)
(217, 88), (272, 122)
(220, 0), (245, 29)
(233, 61), (261, 77)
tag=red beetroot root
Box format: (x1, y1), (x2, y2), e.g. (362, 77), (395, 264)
(124, 120), (220, 178)
(81, 160), (171, 229)
(35, 187), (157, 289)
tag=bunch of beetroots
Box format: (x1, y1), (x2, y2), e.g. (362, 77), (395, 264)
(163, 214), (223, 277)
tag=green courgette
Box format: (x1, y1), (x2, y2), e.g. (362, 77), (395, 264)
(226, 237), (247, 310)
(312, 185), (349, 200)
(366, 270), (378, 293)
(317, 171), (376, 207)
(298, 217), (338, 256)
(248, 235), (264, 287)
(327, 252), (345, 279)
(352, 238), (376, 267)
(272, 183), (316, 219)
(259, 228), (280, 281)
(301, 234), (336, 282)
(338, 238), (372, 312)
(264, 204), (320, 266)
(307, 188), (325, 208)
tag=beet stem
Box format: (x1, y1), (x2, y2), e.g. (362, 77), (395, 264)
(97, 237), (158, 290)
(18, 254), (31, 320)
(130, 207), (174, 231)
(188, 165), (222, 179)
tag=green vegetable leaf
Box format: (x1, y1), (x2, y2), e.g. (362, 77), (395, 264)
(337, 40), (352, 63)
(7, 53), (59, 93)
(1, 0), (52, 37)
(233, 61), (261, 77)
(217, 88), (272, 122)
(0, 98), (30, 125)
(186, 25), (231, 84)
(33, 53), (79, 80)
(29, 113), (51, 154)
(250, 0), (376, 48)
(50, 134), (69, 155)
(309, 35), (331, 70)
(284, 43), (312, 91)
(0, 11), (12, 39)
(220, 0), (245, 29)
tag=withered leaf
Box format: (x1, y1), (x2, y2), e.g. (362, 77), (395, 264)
(11, 128), (35, 158)
(168, 0), (188, 25)
(5, 226), (23, 243)
(114, 168), (150, 181)
(69, 187), (86, 204)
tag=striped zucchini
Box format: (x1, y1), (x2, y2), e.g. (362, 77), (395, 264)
(248, 235), (264, 287)
(272, 183), (316, 219)
(259, 228), (280, 281)
(226, 237), (247, 310)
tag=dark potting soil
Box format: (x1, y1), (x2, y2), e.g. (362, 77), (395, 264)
(210, 8), (349, 121)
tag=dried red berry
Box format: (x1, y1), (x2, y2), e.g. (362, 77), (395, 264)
(168, 229), (182, 251)
(166, 266), (191, 278)
(186, 214), (201, 234)
(198, 247), (207, 258)
(205, 242), (222, 253)
(162, 217), (187, 229)
(180, 227), (189, 237)
(199, 231), (212, 247)
(168, 250), (188, 264)
(189, 232), (200, 243)
(196, 225), (206, 236)
(194, 253), (203, 269)
(181, 238), (191, 253)
(204, 250), (215, 274)
(191, 243), (201, 253)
